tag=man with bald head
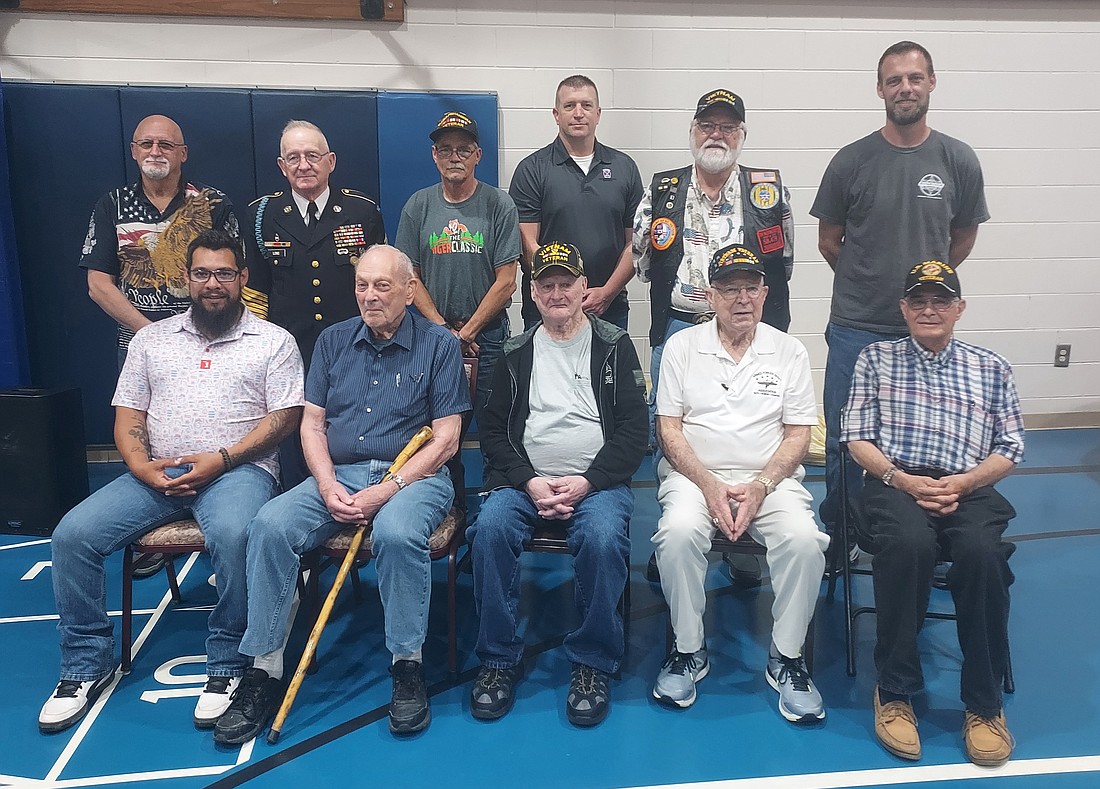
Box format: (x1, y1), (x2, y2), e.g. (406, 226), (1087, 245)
(214, 245), (469, 743)
(243, 120), (386, 369)
(81, 114), (241, 365)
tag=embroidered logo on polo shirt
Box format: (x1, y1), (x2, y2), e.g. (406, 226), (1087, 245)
(752, 371), (780, 397)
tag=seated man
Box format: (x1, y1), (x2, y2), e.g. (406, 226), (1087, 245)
(842, 260), (1024, 767)
(652, 244), (828, 723)
(40, 230), (304, 734)
(467, 242), (647, 726)
(214, 245), (469, 744)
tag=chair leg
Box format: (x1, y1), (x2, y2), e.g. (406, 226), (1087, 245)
(121, 546), (135, 674)
(447, 545), (458, 677)
(840, 467), (858, 678)
(165, 558), (182, 603)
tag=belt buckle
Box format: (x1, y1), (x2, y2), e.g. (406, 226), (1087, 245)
(693, 312), (715, 324)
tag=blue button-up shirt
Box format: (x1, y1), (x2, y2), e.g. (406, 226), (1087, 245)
(306, 308), (470, 464)
(841, 336), (1024, 474)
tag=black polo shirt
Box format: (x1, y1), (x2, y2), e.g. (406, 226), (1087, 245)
(509, 137), (642, 308)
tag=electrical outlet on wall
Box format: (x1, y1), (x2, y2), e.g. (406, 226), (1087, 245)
(1055, 344), (1071, 367)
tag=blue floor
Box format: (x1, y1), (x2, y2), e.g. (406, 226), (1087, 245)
(3, 428), (1098, 789)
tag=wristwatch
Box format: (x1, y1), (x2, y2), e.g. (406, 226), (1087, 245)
(754, 476), (777, 496)
(391, 474), (408, 491)
(881, 467), (898, 487)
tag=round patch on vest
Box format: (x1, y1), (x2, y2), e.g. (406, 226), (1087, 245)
(749, 183), (780, 210)
(651, 217), (677, 251)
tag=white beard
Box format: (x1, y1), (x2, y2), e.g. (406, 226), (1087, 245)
(140, 159), (171, 180)
(690, 128), (745, 174)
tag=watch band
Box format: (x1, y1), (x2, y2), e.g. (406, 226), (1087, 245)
(392, 474), (408, 490)
(881, 467), (898, 487)
(755, 476), (776, 496)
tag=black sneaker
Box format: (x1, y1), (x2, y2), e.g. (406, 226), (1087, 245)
(132, 552), (167, 579)
(471, 664), (523, 720)
(212, 668), (283, 745)
(566, 663), (610, 727)
(389, 660), (430, 734)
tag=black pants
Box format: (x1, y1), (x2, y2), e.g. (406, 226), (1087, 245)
(857, 476), (1016, 717)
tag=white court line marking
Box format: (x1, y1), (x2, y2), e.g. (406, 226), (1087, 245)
(21, 561), (51, 581)
(43, 552), (202, 783)
(0, 538), (50, 552)
(0, 610), (157, 625)
(625, 755), (1100, 789)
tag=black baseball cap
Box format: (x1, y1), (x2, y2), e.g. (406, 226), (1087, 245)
(532, 242), (584, 279)
(429, 111), (479, 144)
(694, 89), (746, 122)
(904, 260), (961, 296)
(709, 244), (764, 282)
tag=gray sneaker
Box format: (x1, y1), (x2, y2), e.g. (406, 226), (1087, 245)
(652, 645), (709, 708)
(765, 643), (825, 723)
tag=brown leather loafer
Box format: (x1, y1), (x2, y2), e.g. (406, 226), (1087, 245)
(963, 709), (1015, 767)
(874, 686), (921, 760)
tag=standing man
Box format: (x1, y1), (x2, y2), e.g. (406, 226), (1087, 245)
(242, 119), (387, 369)
(80, 113), (241, 579)
(214, 245), (468, 743)
(651, 245), (827, 724)
(634, 88), (793, 586)
(395, 111), (520, 514)
(510, 75), (643, 331)
(39, 230), (303, 734)
(842, 261), (1023, 766)
(243, 119), (387, 487)
(811, 41), (990, 542)
(468, 243), (647, 727)
(82, 114), (241, 364)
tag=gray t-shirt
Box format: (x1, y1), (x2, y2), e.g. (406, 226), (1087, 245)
(524, 323), (603, 477)
(395, 182), (521, 324)
(810, 130), (989, 333)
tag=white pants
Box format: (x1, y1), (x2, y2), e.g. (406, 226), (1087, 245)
(652, 461), (829, 657)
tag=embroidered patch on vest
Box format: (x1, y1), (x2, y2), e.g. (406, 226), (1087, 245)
(749, 183), (780, 210)
(756, 225), (785, 254)
(749, 170), (777, 184)
(651, 217), (677, 251)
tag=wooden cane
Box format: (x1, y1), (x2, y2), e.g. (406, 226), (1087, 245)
(267, 426), (434, 744)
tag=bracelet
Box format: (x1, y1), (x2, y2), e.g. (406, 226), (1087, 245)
(881, 466), (898, 487)
(754, 476), (777, 496)
(219, 447), (233, 472)
(391, 474), (408, 491)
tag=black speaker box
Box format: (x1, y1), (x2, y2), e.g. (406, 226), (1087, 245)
(0, 388), (90, 536)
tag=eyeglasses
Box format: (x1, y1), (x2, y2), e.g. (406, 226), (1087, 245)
(188, 268), (241, 283)
(713, 283), (764, 299)
(695, 121), (741, 137)
(433, 145), (478, 160)
(280, 151), (330, 166)
(132, 139), (183, 152)
(905, 295), (958, 311)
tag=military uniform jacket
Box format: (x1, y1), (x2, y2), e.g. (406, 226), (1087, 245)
(243, 187), (385, 367)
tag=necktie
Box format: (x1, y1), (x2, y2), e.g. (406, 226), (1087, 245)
(306, 201), (318, 229)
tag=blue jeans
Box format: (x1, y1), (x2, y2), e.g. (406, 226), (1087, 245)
(474, 317), (509, 420)
(51, 464), (278, 681)
(820, 321), (907, 532)
(467, 484), (633, 673)
(239, 462), (453, 659)
(648, 316), (695, 459)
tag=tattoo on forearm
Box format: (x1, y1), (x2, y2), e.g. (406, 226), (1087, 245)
(127, 422), (152, 460)
(230, 408), (297, 466)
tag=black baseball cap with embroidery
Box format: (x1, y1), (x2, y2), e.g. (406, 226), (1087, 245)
(430, 111), (479, 144)
(904, 260), (961, 296)
(532, 242), (584, 279)
(709, 244), (764, 282)
(694, 89), (746, 122)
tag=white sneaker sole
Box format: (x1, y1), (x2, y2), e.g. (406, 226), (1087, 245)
(765, 668), (825, 723)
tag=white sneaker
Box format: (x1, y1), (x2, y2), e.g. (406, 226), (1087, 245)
(39, 672), (115, 733)
(194, 675), (241, 728)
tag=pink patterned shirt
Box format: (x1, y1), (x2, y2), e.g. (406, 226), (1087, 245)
(112, 307), (305, 480)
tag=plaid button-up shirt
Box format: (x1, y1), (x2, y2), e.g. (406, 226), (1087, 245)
(841, 336), (1024, 474)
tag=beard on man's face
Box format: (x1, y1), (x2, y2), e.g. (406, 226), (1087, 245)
(191, 293), (243, 338)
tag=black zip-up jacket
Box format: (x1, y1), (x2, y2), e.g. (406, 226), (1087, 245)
(480, 315), (648, 493)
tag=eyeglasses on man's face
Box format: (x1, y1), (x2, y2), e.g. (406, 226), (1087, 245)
(132, 139), (183, 152)
(695, 121), (741, 137)
(712, 283), (764, 299)
(280, 151), (331, 167)
(188, 268), (241, 283)
(433, 145), (478, 160)
(904, 294), (958, 311)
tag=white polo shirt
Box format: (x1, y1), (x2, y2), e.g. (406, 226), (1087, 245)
(113, 308), (305, 480)
(656, 320), (816, 471)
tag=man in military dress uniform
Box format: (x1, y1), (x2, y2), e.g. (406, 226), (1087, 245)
(243, 120), (386, 369)
(243, 120), (386, 486)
